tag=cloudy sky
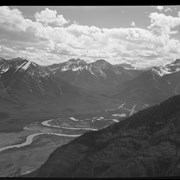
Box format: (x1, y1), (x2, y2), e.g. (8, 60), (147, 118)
(0, 6), (180, 68)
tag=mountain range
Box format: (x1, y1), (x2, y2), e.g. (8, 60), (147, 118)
(0, 57), (180, 132)
(0, 58), (114, 132)
(115, 59), (180, 105)
(1, 57), (180, 104)
(47, 58), (142, 96)
(47, 58), (180, 105)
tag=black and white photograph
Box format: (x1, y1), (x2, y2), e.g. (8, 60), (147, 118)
(0, 5), (180, 178)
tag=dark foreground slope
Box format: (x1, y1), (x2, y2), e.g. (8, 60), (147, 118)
(27, 95), (180, 177)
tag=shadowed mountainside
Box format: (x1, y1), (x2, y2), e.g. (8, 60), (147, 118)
(26, 95), (180, 177)
(114, 60), (180, 105)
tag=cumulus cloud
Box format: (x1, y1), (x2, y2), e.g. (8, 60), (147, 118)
(164, 7), (172, 12)
(34, 8), (69, 26)
(0, 6), (30, 32)
(148, 12), (180, 37)
(156, 6), (164, 11)
(156, 6), (172, 12)
(0, 6), (180, 68)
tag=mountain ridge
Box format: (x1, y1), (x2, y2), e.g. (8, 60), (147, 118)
(47, 58), (142, 96)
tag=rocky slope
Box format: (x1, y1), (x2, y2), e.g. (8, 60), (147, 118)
(27, 95), (180, 177)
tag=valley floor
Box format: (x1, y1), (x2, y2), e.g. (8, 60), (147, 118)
(0, 102), (147, 177)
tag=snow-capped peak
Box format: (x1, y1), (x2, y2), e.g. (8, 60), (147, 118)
(71, 66), (85, 72)
(60, 59), (88, 72)
(151, 59), (180, 77)
(68, 58), (86, 65)
(152, 67), (172, 77)
(0, 66), (9, 74)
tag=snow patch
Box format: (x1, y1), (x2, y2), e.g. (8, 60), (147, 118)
(22, 61), (31, 70)
(152, 67), (171, 77)
(152, 65), (180, 77)
(88, 66), (95, 75)
(61, 66), (69, 71)
(50, 67), (60, 71)
(14, 61), (27, 73)
(72, 66), (84, 71)
(0, 67), (9, 73)
(61, 65), (84, 72)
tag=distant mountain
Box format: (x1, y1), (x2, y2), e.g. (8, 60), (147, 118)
(1, 57), (180, 106)
(114, 59), (180, 105)
(27, 95), (180, 177)
(161, 59), (180, 95)
(150, 59), (180, 77)
(0, 58), (115, 132)
(0, 58), (63, 101)
(47, 58), (141, 96)
(0, 58), (87, 102)
(115, 68), (173, 104)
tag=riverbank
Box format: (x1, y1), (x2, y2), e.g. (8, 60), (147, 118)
(41, 119), (98, 131)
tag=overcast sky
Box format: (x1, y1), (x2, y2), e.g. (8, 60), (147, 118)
(0, 6), (180, 68)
